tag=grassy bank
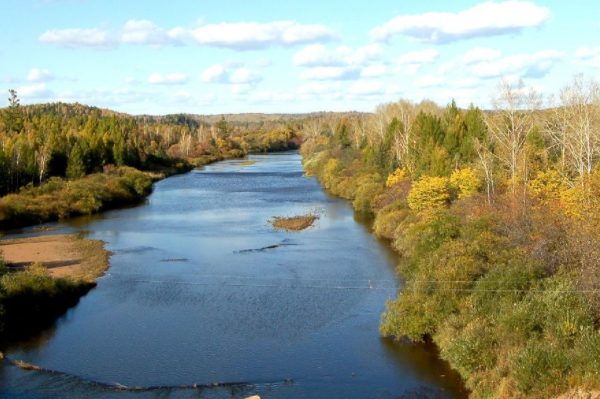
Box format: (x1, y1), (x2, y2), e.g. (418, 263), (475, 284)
(0, 233), (110, 339)
(0, 166), (154, 230)
(0, 262), (96, 338)
(300, 116), (600, 398)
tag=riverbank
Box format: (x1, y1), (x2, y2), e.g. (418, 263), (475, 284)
(1, 234), (109, 281)
(300, 129), (600, 398)
(0, 233), (110, 338)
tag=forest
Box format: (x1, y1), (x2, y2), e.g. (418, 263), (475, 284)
(0, 91), (302, 229)
(300, 75), (600, 399)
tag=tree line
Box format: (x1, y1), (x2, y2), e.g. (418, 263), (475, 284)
(300, 74), (600, 399)
(0, 93), (303, 197)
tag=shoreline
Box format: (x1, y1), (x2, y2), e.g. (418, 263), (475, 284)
(0, 233), (110, 282)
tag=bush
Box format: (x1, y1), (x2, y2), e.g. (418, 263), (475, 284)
(373, 203), (412, 240)
(408, 175), (451, 211)
(0, 265), (95, 335)
(450, 168), (482, 199)
(0, 167), (154, 230)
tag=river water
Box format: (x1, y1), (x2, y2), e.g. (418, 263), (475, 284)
(0, 152), (466, 399)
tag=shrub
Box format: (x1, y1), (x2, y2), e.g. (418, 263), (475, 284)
(450, 168), (482, 199)
(386, 168), (410, 188)
(529, 169), (569, 202)
(408, 175), (451, 211)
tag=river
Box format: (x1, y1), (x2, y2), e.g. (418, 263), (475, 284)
(0, 152), (466, 399)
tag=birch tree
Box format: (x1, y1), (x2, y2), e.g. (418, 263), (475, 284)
(484, 79), (540, 193)
(546, 74), (600, 189)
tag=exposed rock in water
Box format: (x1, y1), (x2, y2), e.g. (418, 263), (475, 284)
(270, 214), (318, 231)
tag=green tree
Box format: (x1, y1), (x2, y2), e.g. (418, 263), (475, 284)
(66, 144), (86, 180)
(4, 90), (23, 134)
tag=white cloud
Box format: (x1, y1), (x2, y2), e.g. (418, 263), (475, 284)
(189, 21), (338, 50)
(232, 84), (252, 95)
(293, 44), (383, 67)
(125, 77), (138, 85)
(39, 28), (114, 50)
(435, 88), (482, 106)
(414, 76), (444, 88)
(17, 83), (54, 99)
(396, 49), (439, 74)
(174, 90), (191, 98)
(361, 64), (388, 77)
(148, 72), (189, 85)
(450, 78), (481, 88)
(300, 66), (361, 80)
(386, 85), (403, 95)
(441, 49), (561, 79)
(39, 20), (338, 51)
(462, 47), (501, 64)
(371, 1), (551, 44)
(348, 80), (383, 95)
(404, 64), (422, 74)
(229, 68), (262, 84)
(576, 46), (600, 68)
(55, 88), (150, 106)
(297, 82), (342, 95)
(470, 50), (561, 78)
(248, 91), (294, 103)
(27, 68), (55, 82)
(351, 44), (385, 65)
(399, 49), (439, 64)
(121, 20), (183, 46)
(255, 58), (272, 67)
(200, 64), (229, 83)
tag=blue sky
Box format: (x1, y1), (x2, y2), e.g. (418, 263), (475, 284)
(1, 0), (599, 115)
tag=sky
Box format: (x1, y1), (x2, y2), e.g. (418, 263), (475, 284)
(1, 0), (599, 115)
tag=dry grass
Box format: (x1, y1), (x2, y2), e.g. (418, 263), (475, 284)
(271, 214), (318, 231)
(72, 237), (111, 282)
(238, 160), (257, 166)
(13, 360), (42, 371)
(553, 390), (600, 399)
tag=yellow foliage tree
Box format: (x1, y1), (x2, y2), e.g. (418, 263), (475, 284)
(408, 176), (451, 211)
(322, 158), (340, 188)
(528, 170), (569, 202)
(386, 168), (410, 188)
(449, 168), (482, 199)
(560, 172), (600, 218)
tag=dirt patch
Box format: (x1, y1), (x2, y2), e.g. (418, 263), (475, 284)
(271, 214), (318, 232)
(0, 234), (110, 282)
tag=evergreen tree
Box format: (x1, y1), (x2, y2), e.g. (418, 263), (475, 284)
(66, 144), (86, 180)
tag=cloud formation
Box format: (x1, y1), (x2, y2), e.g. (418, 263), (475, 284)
(199, 65), (262, 85)
(440, 48), (561, 79)
(200, 64), (229, 83)
(300, 66), (361, 81)
(39, 19), (338, 50)
(39, 28), (114, 50)
(17, 83), (55, 99)
(396, 49), (439, 74)
(293, 44), (383, 67)
(27, 68), (55, 82)
(148, 73), (189, 85)
(371, 1), (551, 44)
